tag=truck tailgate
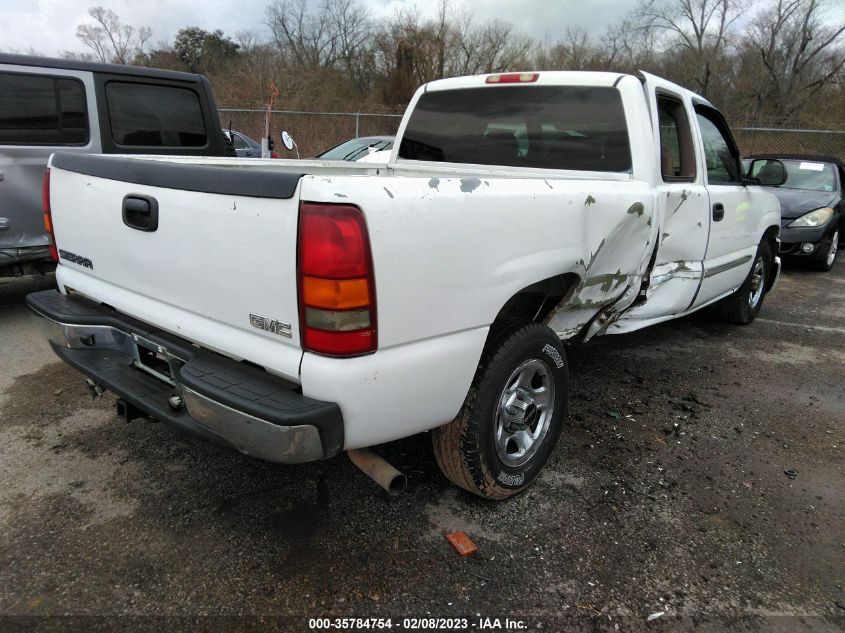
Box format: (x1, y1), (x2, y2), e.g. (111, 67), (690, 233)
(48, 153), (305, 381)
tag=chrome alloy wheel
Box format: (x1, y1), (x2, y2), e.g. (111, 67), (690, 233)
(494, 358), (555, 468)
(748, 257), (766, 309)
(826, 230), (839, 268)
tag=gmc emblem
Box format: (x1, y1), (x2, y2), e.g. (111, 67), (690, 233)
(249, 313), (292, 338)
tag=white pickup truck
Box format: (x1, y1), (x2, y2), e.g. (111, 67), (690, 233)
(28, 71), (784, 500)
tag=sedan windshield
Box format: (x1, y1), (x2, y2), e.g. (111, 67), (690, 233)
(318, 138), (393, 161)
(778, 160), (837, 192)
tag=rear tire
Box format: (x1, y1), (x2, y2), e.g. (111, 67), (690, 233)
(717, 241), (772, 324)
(432, 321), (568, 500)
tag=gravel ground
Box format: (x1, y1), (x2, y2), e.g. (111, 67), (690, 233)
(0, 266), (843, 632)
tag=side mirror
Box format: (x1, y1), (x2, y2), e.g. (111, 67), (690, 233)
(280, 130), (299, 158)
(745, 158), (787, 186)
(281, 130), (294, 151)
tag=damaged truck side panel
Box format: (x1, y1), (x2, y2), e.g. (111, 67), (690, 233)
(31, 70), (783, 500)
(300, 174), (657, 354)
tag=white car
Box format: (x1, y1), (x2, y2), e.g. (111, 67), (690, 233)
(29, 71), (783, 500)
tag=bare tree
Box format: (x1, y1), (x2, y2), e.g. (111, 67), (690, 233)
(267, 0), (370, 69)
(745, 0), (845, 120)
(635, 0), (748, 95)
(454, 18), (532, 74)
(532, 27), (600, 70)
(600, 17), (661, 71)
(75, 6), (151, 64)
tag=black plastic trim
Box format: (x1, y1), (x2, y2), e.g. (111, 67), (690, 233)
(51, 152), (304, 199)
(122, 194), (159, 232)
(53, 343), (238, 451)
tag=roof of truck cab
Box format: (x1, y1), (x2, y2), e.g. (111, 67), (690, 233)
(423, 71), (631, 92)
(0, 53), (206, 83)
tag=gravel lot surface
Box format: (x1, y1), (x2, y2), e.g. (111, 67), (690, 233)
(0, 266), (843, 632)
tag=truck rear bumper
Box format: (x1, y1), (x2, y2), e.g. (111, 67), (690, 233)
(26, 289), (344, 464)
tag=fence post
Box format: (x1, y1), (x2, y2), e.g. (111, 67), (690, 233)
(355, 109), (360, 138)
(261, 104), (271, 159)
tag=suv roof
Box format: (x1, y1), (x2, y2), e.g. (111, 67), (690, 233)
(0, 53), (204, 84)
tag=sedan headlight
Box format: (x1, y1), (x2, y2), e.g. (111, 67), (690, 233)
(788, 207), (834, 228)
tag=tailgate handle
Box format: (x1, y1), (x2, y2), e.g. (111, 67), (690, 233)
(122, 195), (159, 232)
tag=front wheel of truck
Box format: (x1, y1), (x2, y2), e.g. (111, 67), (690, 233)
(717, 240), (772, 325)
(432, 321), (568, 500)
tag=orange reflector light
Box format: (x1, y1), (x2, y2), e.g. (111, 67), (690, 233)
(485, 73), (539, 84)
(41, 169), (58, 262)
(302, 276), (370, 310)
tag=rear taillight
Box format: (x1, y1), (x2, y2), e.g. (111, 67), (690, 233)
(298, 203), (377, 356)
(42, 169), (58, 262)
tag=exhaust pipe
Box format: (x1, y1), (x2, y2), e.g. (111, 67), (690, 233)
(347, 448), (407, 496)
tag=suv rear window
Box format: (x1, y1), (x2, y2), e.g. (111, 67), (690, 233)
(106, 81), (207, 147)
(0, 72), (88, 145)
(398, 85), (631, 172)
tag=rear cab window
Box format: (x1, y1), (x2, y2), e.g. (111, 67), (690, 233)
(105, 81), (207, 148)
(657, 94), (696, 181)
(398, 85), (631, 172)
(0, 71), (88, 145)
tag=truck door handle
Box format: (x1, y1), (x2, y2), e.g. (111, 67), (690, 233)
(122, 195), (158, 232)
(712, 203), (725, 222)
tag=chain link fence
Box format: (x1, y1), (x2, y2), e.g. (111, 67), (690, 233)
(218, 108), (403, 158)
(219, 108), (845, 164)
(733, 128), (845, 163)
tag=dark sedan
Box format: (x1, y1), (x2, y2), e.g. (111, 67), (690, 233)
(222, 128), (262, 158)
(745, 154), (844, 271)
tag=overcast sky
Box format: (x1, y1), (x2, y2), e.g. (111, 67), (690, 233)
(0, 0), (640, 58)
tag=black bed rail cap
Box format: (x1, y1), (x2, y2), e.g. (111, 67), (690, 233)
(51, 152), (304, 200)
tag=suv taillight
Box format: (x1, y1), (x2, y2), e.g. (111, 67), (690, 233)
(297, 203), (377, 356)
(42, 169), (58, 262)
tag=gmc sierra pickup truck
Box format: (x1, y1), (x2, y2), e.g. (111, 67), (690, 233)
(28, 71), (784, 500)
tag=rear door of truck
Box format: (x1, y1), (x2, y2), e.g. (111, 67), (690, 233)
(48, 153), (306, 381)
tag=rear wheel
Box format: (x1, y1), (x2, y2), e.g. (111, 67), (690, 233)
(717, 241), (772, 324)
(432, 321), (568, 500)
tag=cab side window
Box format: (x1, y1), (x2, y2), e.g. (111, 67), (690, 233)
(657, 95), (695, 181)
(0, 72), (88, 145)
(695, 107), (740, 184)
(105, 81), (207, 147)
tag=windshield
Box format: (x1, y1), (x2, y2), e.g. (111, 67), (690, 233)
(753, 159), (837, 191)
(318, 138), (393, 161)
